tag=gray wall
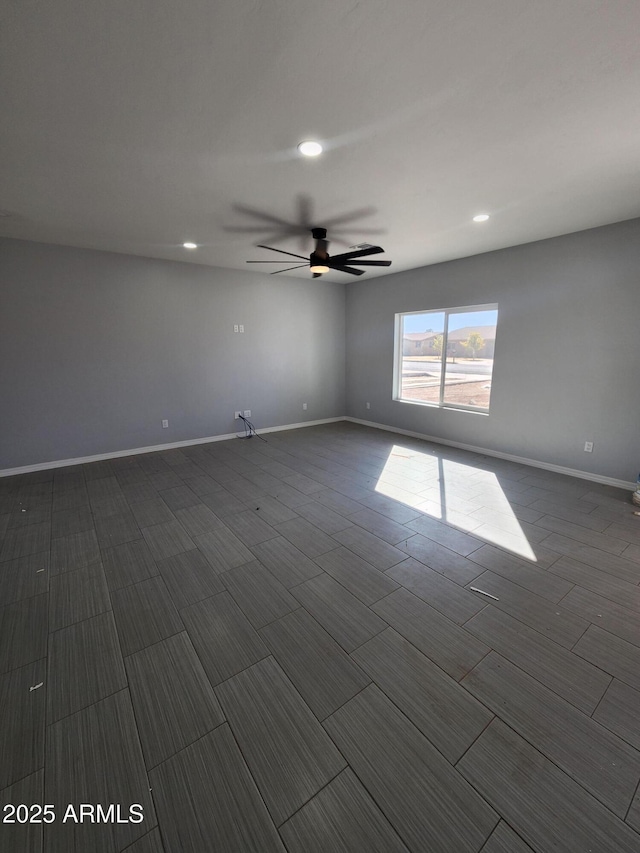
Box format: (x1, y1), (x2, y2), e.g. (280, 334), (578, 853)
(1, 238), (346, 469)
(346, 218), (640, 483)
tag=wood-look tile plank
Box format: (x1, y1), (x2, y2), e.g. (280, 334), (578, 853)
(333, 525), (407, 570)
(372, 588), (490, 681)
(461, 652), (640, 817)
(45, 690), (156, 853)
(279, 767), (409, 853)
(89, 493), (130, 519)
(47, 612), (127, 723)
(141, 520), (196, 561)
(193, 527), (254, 572)
(250, 536), (323, 588)
(0, 522), (51, 563)
(292, 573), (387, 653)
(173, 503), (223, 536)
(180, 592), (268, 685)
(112, 576), (184, 657)
(357, 492), (422, 523)
(541, 533), (640, 583)
(51, 485), (90, 515)
(50, 529), (100, 575)
(95, 510), (140, 549)
(48, 562), (111, 631)
(86, 475), (123, 501)
(0, 551), (49, 606)
(157, 485), (200, 511)
(295, 500), (354, 534)
(0, 594), (48, 674)
(102, 539), (158, 591)
(560, 585), (640, 646)
(352, 628), (493, 763)
(259, 608), (370, 720)
(457, 719), (640, 853)
(324, 684), (498, 853)
(480, 822), (534, 853)
(282, 472), (325, 495)
(0, 769), (44, 853)
(146, 471), (183, 491)
(534, 515), (628, 554)
(199, 488), (248, 517)
(242, 496), (298, 526)
(397, 534), (483, 584)
(216, 657), (346, 826)
(51, 506), (94, 539)
(0, 660), (46, 790)
(221, 560), (298, 629)
(119, 827), (165, 853)
(528, 498), (610, 529)
(346, 506), (409, 544)
(405, 513), (483, 556)
(125, 632), (225, 769)
(387, 558), (485, 624)
(156, 548), (225, 609)
(181, 473), (225, 497)
(130, 498), (175, 529)
(592, 679), (640, 751)
(465, 570), (589, 648)
(223, 509), (279, 546)
(467, 544), (570, 600)
(463, 606), (611, 713)
(274, 517), (338, 558)
(548, 556), (640, 612)
(315, 546), (400, 605)
(120, 482), (161, 505)
(573, 625), (640, 690)
(149, 725), (285, 853)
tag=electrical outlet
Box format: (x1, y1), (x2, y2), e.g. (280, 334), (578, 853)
(302, 403), (307, 410)
(243, 410), (251, 418)
(234, 411), (242, 419)
(584, 441), (594, 452)
(366, 402), (371, 409)
(239, 324), (245, 333)
(233, 324), (239, 333)
(162, 419), (169, 428)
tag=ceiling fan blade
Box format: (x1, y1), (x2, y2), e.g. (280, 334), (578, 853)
(329, 246), (385, 263)
(344, 260), (392, 266)
(246, 260), (304, 263)
(312, 273), (323, 279)
(269, 265), (309, 274)
(256, 244), (308, 260)
(329, 264), (365, 276)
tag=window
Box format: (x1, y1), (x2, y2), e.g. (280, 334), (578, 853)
(394, 304), (498, 412)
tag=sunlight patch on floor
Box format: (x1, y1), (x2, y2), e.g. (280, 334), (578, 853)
(375, 445), (537, 561)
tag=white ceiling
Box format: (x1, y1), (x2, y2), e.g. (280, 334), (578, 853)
(2, 0), (640, 280)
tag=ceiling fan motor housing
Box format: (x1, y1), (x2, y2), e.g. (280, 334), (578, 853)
(311, 227), (329, 259)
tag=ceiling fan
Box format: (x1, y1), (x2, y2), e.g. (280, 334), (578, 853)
(246, 227), (392, 277)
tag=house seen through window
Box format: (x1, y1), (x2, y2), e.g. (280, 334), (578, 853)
(394, 304), (499, 412)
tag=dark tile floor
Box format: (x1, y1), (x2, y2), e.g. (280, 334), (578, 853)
(1, 422), (640, 852)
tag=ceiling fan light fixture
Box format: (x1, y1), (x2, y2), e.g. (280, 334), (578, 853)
(473, 213), (490, 222)
(297, 140), (323, 157)
(183, 241), (198, 249)
(309, 263), (330, 274)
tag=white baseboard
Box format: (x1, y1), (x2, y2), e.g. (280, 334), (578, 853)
(2, 415), (633, 491)
(345, 417), (635, 491)
(0, 417), (344, 478)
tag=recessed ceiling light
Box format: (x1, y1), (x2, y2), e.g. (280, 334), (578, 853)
(297, 140), (323, 157)
(183, 242), (198, 249)
(473, 214), (490, 222)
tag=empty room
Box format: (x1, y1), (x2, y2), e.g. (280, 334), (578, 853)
(2, 2), (640, 852)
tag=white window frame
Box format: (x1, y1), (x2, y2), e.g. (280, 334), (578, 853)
(393, 303), (498, 413)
